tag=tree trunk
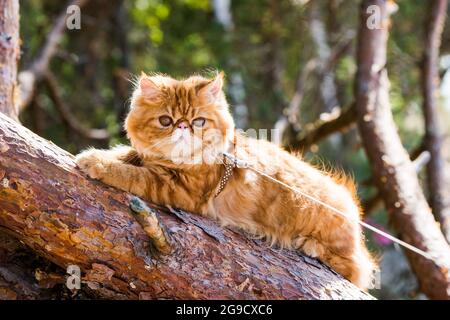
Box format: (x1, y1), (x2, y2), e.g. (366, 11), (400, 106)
(421, 0), (450, 242)
(355, 0), (450, 299)
(0, 0), (61, 300)
(0, 112), (373, 300)
(0, 0), (20, 121)
(0, 233), (71, 300)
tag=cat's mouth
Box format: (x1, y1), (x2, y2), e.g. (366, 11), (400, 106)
(171, 129), (191, 143)
(166, 132), (202, 164)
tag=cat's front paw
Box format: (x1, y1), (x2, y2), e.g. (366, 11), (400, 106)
(75, 149), (108, 180)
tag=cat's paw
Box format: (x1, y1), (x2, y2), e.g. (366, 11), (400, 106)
(75, 149), (108, 180)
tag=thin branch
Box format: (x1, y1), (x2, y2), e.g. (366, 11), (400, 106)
(284, 102), (356, 151)
(18, 0), (89, 111)
(129, 197), (172, 255)
(277, 38), (355, 149)
(274, 59), (317, 143)
(44, 71), (110, 141)
(361, 140), (426, 187)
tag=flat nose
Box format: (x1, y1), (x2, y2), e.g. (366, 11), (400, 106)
(178, 122), (188, 129)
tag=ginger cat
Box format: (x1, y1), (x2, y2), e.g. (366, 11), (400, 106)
(75, 72), (376, 289)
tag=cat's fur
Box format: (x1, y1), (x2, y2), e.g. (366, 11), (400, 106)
(76, 72), (377, 289)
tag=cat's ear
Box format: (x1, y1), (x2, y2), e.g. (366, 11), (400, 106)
(196, 71), (224, 103)
(138, 73), (160, 99)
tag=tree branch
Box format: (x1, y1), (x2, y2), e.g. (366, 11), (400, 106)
(421, 0), (450, 242)
(284, 102), (356, 151)
(361, 140), (426, 188)
(355, 0), (450, 299)
(0, 112), (373, 300)
(129, 197), (172, 255)
(363, 150), (430, 213)
(18, 0), (89, 111)
(277, 33), (354, 149)
(274, 59), (317, 143)
(44, 71), (110, 141)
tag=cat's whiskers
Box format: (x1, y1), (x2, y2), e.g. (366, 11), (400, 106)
(138, 137), (174, 159)
(143, 136), (173, 151)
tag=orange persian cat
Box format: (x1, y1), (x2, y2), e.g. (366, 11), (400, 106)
(75, 72), (376, 289)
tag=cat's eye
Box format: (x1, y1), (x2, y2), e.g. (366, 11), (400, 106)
(159, 116), (173, 127)
(192, 117), (206, 128)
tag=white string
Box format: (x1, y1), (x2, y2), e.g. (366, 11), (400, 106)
(221, 152), (435, 262)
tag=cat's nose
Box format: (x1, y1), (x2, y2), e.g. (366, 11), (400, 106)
(178, 122), (188, 130)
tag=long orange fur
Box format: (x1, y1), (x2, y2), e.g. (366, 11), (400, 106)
(76, 72), (377, 289)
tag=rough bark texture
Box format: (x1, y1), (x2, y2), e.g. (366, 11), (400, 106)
(0, 233), (72, 300)
(0, 0), (20, 121)
(421, 0), (450, 242)
(363, 145), (429, 214)
(355, 0), (450, 300)
(0, 112), (372, 300)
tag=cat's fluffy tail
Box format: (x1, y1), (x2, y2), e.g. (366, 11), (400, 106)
(352, 244), (378, 290)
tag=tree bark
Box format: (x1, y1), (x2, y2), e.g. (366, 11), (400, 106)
(0, 0), (61, 300)
(355, 0), (450, 300)
(0, 0), (20, 121)
(0, 112), (373, 300)
(421, 0), (450, 242)
(0, 233), (71, 300)
(363, 145), (429, 214)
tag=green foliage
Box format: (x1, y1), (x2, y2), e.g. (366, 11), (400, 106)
(19, 0), (441, 192)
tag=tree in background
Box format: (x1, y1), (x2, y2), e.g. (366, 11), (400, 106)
(0, 0), (19, 120)
(421, 0), (450, 242)
(355, 0), (450, 299)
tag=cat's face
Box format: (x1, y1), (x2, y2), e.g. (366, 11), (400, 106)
(125, 72), (235, 165)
